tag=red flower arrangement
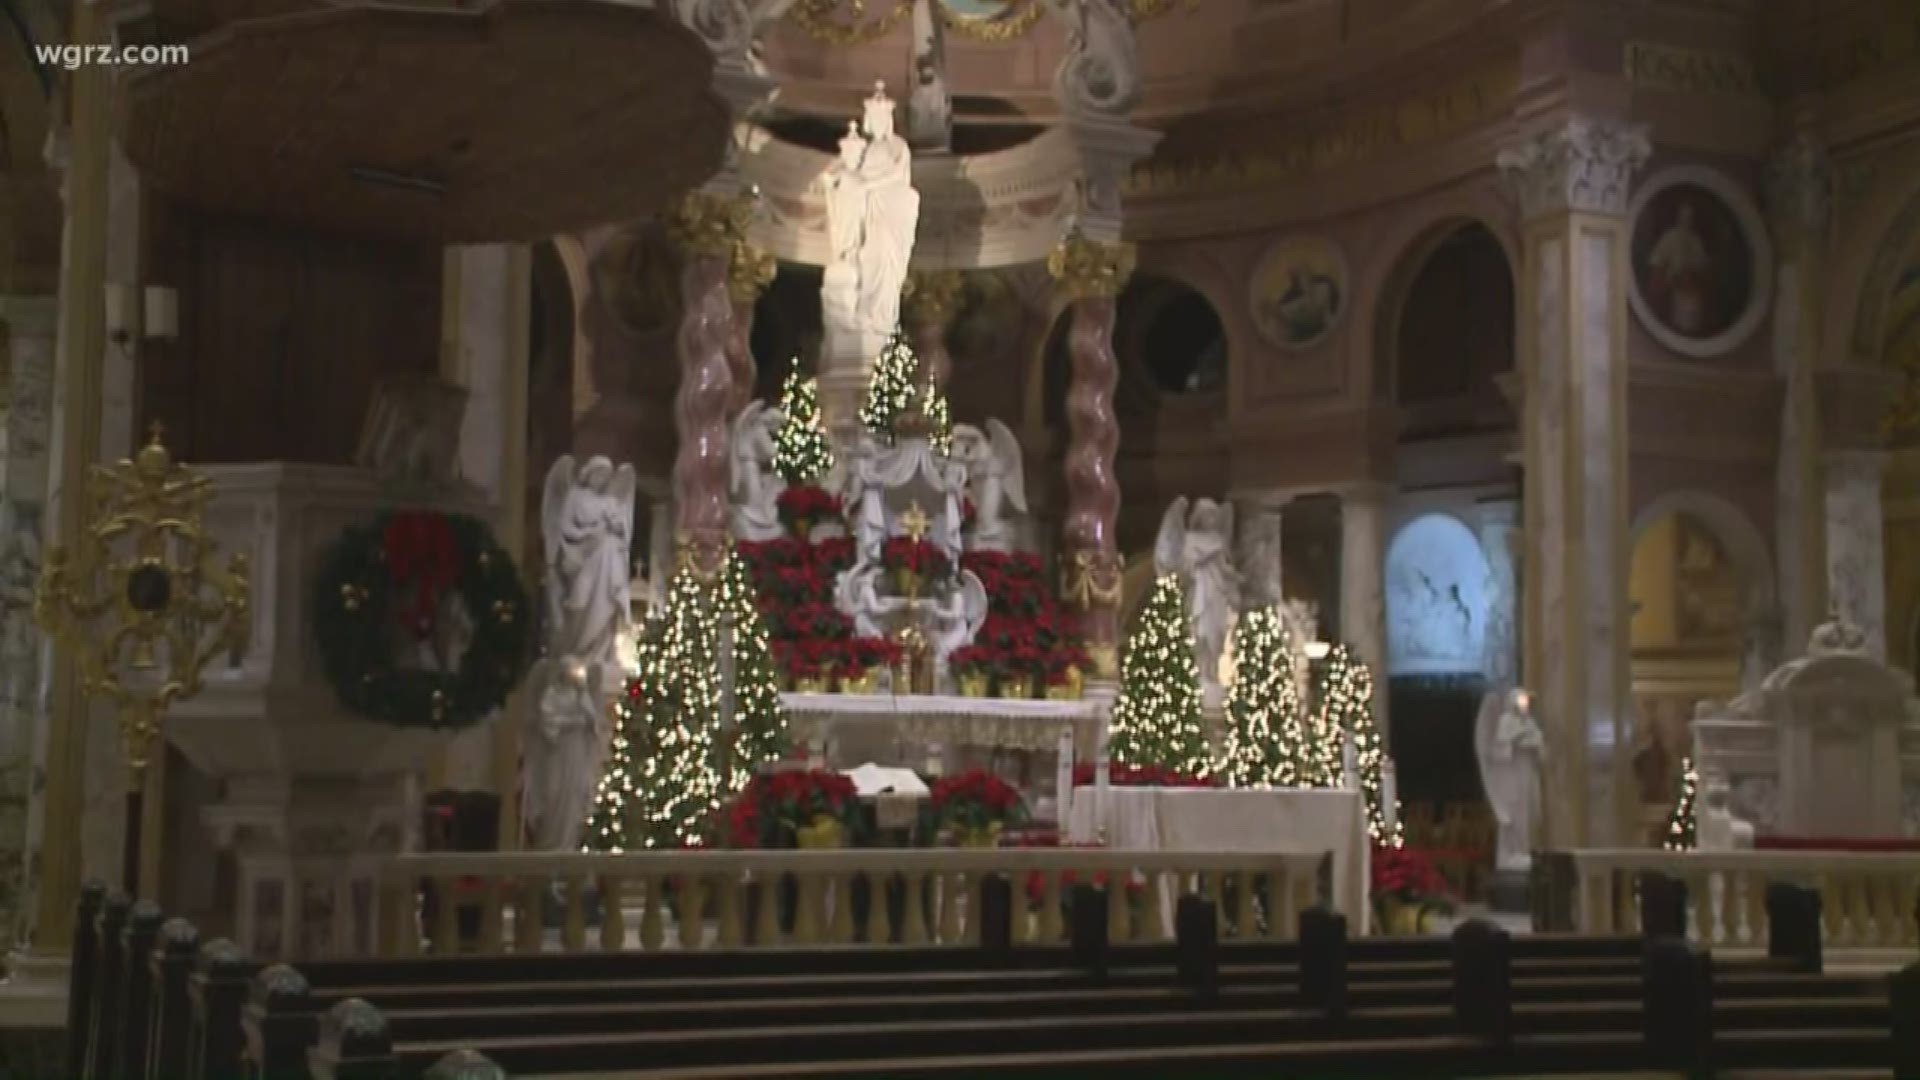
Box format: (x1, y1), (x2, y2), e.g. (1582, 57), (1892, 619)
(721, 770), (859, 848)
(1070, 762), (1219, 789)
(776, 485), (842, 533)
(841, 635), (902, 678)
(929, 769), (1028, 835)
(1370, 844), (1450, 903)
(948, 645), (994, 680)
(880, 536), (950, 580)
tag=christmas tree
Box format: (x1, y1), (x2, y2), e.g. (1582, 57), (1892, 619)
(858, 331), (952, 453)
(1110, 575), (1209, 777)
(1222, 606), (1309, 788)
(1315, 644), (1400, 844)
(1664, 757), (1698, 851)
(774, 369), (833, 485)
(584, 549), (786, 851)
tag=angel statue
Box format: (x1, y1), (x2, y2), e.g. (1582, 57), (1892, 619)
(1154, 497), (1243, 706)
(1474, 688), (1546, 872)
(1235, 509), (1283, 609)
(951, 420), (1027, 552)
(729, 400), (785, 542)
(521, 659), (611, 851)
(928, 570), (990, 690)
(541, 455), (637, 681)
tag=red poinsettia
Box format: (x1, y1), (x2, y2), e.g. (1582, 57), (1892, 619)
(777, 485), (842, 529)
(724, 770), (858, 848)
(1371, 844), (1450, 902)
(949, 644), (995, 678)
(842, 636), (902, 678)
(1071, 762), (1219, 789)
(930, 769), (1028, 834)
(1045, 645), (1090, 685)
(880, 536), (950, 579)
(811, 536), (856, 574)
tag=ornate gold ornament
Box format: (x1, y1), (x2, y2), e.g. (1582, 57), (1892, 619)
(33, 425), (252, 788)
(788, 0), (912, 45)
(937, 0), (1044, 42)
(903, 270), (966, 325)
(1060, 549), (1122, 609)
(1127, 0), (1197, 20)
(674, 534), (729, 580)
(1047, 235), (1136, 300)
(666, 189), (757, 257)
(727, 240), (777, 304)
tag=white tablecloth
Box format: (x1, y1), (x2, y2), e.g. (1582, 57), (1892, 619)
(1067, 786), (1370, 933)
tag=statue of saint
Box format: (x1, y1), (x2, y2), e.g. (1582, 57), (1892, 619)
(522, 661), (609, 852)
(729, 400), (785, 542)
(853, 83), (919, 336)
(1475, 688), (1546, 872)
(1154, 496), (1242, 705)
(951, 419), (1027, 553)
(540, 455), (637, 680)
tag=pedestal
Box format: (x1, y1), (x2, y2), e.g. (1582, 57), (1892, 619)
(1489, 868), (1531, 914)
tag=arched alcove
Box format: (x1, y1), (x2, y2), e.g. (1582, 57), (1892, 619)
(750, 263), (824, 399)
(1116, 274), (1228, 398)
(1393, 224), (1514, 410)
(1383, 512), (1490, 806)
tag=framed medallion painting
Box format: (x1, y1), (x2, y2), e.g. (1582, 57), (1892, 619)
(1249, 237), (1348, 351)
(1627, 166), (1773, 359)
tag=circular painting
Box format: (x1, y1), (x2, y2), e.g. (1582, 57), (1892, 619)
(1627, 166), (1773, 359)
(1249, 238), (1347, 351)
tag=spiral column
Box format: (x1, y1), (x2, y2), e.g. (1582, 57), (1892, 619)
(667, 190), (754, 575)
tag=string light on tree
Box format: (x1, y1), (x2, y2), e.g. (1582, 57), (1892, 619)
(1315, 643), (1400, 845)
(1110, 575), (1209, 777)
(773, 368), (834, 485)
(1222, 606), (1309, 788)
(1664, 756), (1698, 852)
(859, 331), (918, 444)
(584, 548), (786, 852)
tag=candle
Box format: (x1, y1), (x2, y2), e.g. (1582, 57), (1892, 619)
(103, 283), (136, 337)
(144, 286), (178, 340)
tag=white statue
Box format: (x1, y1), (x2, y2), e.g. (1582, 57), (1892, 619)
(522, 660), (610, 852)
(541, 455), (638, 677)
(1154, 496), (1242, 705)
(1695, 771), (1755, 851)
(1235, 509), (1283, 610)
(951, 419), (1027, 552)
(729, 400), (785, 542)
(1045, 0), (1140, 117)
(927, 571), (989, 688)
(1475, 688), (1546, 872)
(907, 0), (951, 151)
(854, 83), (918, 336)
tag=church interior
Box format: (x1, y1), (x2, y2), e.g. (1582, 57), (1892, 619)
(2, 0), (1920, 1075)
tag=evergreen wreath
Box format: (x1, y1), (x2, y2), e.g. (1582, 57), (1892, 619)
(314, 510), (534, 730)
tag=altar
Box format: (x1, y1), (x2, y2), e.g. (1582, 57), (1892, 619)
(1068, 786), (1371, 933)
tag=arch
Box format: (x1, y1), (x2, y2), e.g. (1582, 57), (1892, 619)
(1384, 512), (1489, 678)
(1825, 137), (1920, 367)
(1628, 489), (1775, 615)
(1115, 271), (1229, 399)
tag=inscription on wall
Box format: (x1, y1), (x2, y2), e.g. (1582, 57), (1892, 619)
(1623, 42), (1760, 98)
(1130, 58), (1520, 195)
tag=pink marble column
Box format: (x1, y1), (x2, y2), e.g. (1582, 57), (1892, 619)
(1048, 238), (1134, 682)
(904, 270), (963, 395)
(667, 192), (752, 574)
(726, 241), (775, 418)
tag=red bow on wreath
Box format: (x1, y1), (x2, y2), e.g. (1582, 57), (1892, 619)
(382, 512), (459, 640)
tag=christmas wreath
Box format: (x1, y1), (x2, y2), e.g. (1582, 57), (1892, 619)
(313, 510), (534, 730)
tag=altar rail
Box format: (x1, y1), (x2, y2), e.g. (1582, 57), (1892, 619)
(373, 848), (1329, 957)
(1543, 849), (1920, 950)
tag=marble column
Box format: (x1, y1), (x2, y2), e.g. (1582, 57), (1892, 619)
(1476, 497), (1521, 689)
(1048, 237), (1134, 684)
(11, 0), (111, 980)
(1339, 484), (1389, 744)
(1824, 450), (1888, 659)
(904, 270), (964, 397)
(1765, 133), (1832, 653)
(726, 241), (774, 418)
(666, 190), (751, 575)
(1496, 117), (1649, 848)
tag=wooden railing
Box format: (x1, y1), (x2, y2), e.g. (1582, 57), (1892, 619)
(1557, 849), (1920, 949)
(374, 848), (1330, 957)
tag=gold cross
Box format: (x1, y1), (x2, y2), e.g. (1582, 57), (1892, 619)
(899, 501), (929, 541)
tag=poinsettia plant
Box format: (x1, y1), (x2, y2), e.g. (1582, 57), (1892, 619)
(1045, 645), (1090, 686)
(1071, 762), (1219, 789)
(880, 536), (950, 580)
(949, 645), (994, 680)
(776, 485), (842, 529)
(929, 769), (1028, 835)
(1371, 844), (1451, 905)
(841, 635), (902, 678)
(723, 770), (860, 848)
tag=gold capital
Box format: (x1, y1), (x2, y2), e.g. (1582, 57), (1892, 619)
(667, 190), (756, 258)
(728, 241), (776, 304)
(903, 270), (965, 326)
(1047, 237), (1136, 300)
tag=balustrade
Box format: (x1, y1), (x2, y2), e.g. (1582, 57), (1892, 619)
(373, 848), (1327, 958)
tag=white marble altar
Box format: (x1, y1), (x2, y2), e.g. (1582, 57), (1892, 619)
(1692, 618), (1920, 839)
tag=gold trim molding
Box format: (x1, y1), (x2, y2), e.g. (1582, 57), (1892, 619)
(1047, 236), (1135, 300)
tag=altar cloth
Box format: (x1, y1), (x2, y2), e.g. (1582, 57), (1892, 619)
(1067, 786), (1370, 933)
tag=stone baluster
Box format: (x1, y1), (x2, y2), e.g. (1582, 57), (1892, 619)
(1496, 116), (1649, 847)
(726, 241), (775, 418)
(904, 270), (964, 397)
(666, 190), (754, 576)
(1764, 131), (1832, 652)
(1049, 237), (1134, 684)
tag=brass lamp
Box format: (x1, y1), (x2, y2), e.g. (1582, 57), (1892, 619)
(34, 424), (251, 895)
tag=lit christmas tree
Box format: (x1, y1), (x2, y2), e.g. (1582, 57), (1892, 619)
(773, 369), (833, 485)
(1222, 606), (1309, 788)
(584, 549), (786, 851)
(1110, 575), (1209, 777)
(1315, 644), (1400, 844)
(1664, 757), (1698, 852)
(859, 331), (917, 444)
